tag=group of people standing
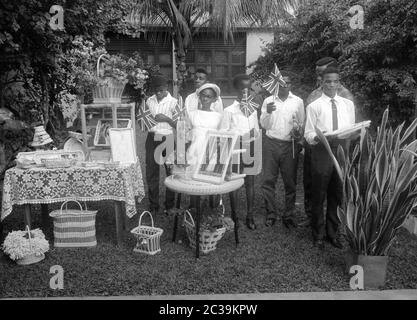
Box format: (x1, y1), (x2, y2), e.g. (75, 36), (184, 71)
(142, 56), (357, 250)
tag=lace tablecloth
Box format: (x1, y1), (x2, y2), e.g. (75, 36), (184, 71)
(1, 163), (145, 221)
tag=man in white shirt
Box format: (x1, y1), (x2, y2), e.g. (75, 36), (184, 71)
(301, 57), (354, 228)
(145, 75), (177, 216)
(260, 72), (305, 229)
(304, 66), (356, 250)
(184, 68), (223, 114)
(222, 74), (262, 230)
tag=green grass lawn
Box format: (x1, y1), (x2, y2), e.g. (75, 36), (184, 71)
(1, 132), (417, 298)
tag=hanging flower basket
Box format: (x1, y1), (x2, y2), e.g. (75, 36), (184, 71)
(2, 226), (49, 265)
(92, 54), (128, 104)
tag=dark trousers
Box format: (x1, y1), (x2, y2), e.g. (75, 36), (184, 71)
(261, 136), (300, 220)
(145, 132), (175, 210)
(303, 142), (312, 218)
(310, 143), (343, 241)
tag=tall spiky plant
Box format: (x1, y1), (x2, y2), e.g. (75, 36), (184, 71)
(335, 109), (417, 256)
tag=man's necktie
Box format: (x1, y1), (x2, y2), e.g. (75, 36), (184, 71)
(331, 98), (338, 131)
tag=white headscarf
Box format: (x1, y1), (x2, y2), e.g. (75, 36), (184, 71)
(196, 83), (221, 99)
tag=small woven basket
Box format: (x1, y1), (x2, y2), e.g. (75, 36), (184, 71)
(131, 211), (163, 255)
(17, 252), (45, 265)
(183, 210), (226, 254)
(15, 226), (46, 265)
(92, 54), (127, 104)
(43, 158), (76, 169)
(49, 200), (97, 248)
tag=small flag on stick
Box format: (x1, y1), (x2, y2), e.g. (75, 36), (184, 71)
(262, 63), (287, 99)
(172, 96), (185, 122)
(137, 103), (157, 131)
(240, 88), (260, 117)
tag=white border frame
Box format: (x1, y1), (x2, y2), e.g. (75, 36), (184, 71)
(192, 130), (238, 185)
(108, 128), (137, 164)
(94, 118), (132, 147)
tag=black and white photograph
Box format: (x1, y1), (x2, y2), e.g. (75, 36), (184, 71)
(1, 0), (417, 309)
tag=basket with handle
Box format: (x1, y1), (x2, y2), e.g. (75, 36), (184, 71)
(92, 54), (128, 104)
(183, 206), (227, 255)
(16, 226), (46, 265)
(130, 211), (163, 255)
(49, 200), (97, 248)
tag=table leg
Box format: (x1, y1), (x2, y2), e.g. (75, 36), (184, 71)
(196, 196), (201, 259)
(172, 193), (182, 242)
(114, 201), (124, 247)
(123, 205), (129, 231)
(41, 204), (49, 231)
(0, 220), (4, 243)
(176, 193), (182, 208)
(229, 191), (239, 246)
(24, 204), (31, 229)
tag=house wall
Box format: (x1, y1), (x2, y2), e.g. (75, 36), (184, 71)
(222, 31), (274, 107)
(246, 31), (274, 73)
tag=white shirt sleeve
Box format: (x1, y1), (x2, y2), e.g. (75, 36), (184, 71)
(304, 104), (319, 145)
(296, 99), (305, 127)
(349, 100), (356, 125)
(260, 98), (273, 130)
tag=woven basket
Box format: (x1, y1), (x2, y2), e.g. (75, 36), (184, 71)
(15, 226), (46, 265)
(16, 252), (45, 265)
(183, 210), (226, 254)
(43, 158), (76, 169)
(92, 54), (127, 104)
(131, 211), (163, 255)
(49, 200), (97, 248)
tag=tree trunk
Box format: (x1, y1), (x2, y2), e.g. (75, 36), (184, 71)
(173, 33), (189, 96)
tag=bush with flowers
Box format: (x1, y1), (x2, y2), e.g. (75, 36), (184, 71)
(2, 228), (49, 261)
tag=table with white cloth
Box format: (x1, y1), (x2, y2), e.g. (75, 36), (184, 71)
(1, 163), (145, 246)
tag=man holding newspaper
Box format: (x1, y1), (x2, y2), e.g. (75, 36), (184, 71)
(304, 66), (365, 250)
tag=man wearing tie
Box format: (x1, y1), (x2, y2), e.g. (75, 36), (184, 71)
(304, 66), (356, 250)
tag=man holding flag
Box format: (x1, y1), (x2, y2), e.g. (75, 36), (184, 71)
(142, 75), (178, 216)
(260, 67), (305, 229)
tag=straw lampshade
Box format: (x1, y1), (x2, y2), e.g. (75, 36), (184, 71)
(30, 125), (53, 147)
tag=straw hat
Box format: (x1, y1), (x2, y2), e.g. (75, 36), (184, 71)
(30, 125), (53, 147)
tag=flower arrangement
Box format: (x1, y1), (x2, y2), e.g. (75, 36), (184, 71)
(199, 200), (234, 232)
(61, 36), (150, 96)
(2, 228), (49, 262)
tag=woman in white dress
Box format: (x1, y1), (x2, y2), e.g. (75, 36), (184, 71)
(186, 83), (223, 169)
(186, 83), (223, 209)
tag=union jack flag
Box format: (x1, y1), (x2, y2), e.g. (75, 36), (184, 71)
(137, 103), (157, 131)
(262, 63), (287, 97)
(240, 94), (260, 117)
(172, 96), (185, 122)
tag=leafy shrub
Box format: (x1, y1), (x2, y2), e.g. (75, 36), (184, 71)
(251, 0), (417, 127)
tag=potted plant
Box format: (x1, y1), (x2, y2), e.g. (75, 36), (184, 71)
(333, 109), (417, 288)
(2, 227), (49, 265)
(61, 36), (150, 104)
